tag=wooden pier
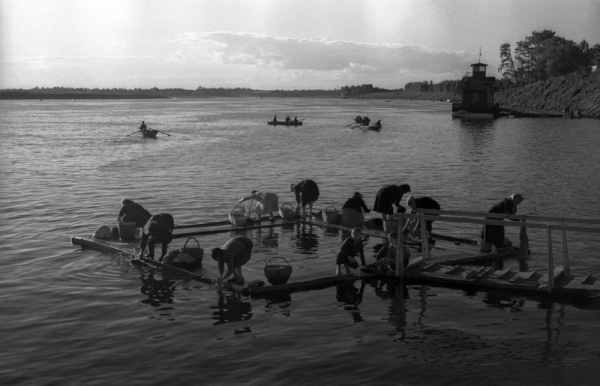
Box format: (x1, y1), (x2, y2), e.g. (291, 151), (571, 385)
(72, 210), (600, 297)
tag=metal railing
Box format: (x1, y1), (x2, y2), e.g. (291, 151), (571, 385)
(391, 210), (600, 292)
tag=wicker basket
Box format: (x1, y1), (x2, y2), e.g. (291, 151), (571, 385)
(229, 205), (248, 226)
(180, 237), (204, 262)
(264, 256), (293, 285)
(279, 203), (295, 220)
(324, 206), (341, 225)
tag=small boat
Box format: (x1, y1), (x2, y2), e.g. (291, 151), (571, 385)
(361, 125), (382, 132)
(267, 120), (303, 126)
(141, 128), (158, 138)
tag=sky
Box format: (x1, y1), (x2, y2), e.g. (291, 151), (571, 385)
(1, 0), (599, 90)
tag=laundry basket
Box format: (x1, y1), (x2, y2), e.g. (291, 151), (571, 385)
(229, 205), (248, 226)
(279, 203), (295, 220)
(324, 206), (341, 225)
(264, 256), (293, 285)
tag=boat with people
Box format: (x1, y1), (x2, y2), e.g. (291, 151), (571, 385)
(351, 116), (382, 131)
(361, 125), (382, 132)
(451, 56), (501, 119)
(267, 120), (303, 126)
(141, 128), (158, 138)
(71, 207), (600, 297)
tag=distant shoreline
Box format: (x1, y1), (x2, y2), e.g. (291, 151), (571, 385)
(0, 91), (168, 100)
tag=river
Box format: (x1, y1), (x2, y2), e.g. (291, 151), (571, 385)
(1, 98), (599, 385)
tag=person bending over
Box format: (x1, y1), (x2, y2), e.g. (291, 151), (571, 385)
(139, 213), (174, 260)
(239, 190), (279, 222)
(118, 198), (152, 227)
(211, 236), (253, 285)
(403, 195), (441, 240)
(290, 179), (320, 217)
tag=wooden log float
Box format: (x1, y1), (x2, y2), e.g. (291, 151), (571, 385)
(71, 236), (378, 295)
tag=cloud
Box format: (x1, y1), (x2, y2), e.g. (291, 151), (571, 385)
(184, 31), (477, 78)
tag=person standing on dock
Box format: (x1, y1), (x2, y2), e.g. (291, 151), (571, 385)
(373, 184), (411, 221)
(290, 179), (320, 217)
(403, 196), (441, 241)
(482, 193), (525, 254)
(239, 190), (279, 222)
(211, 236), (253, 285)
(118, 198), (152, 227)
(139, 213), (174, 261)
(336, 228), (366, 275)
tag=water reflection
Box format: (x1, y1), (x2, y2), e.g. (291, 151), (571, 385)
(481, 291), (525, 313)
(335, 281), (365, 323)
(211, 291), (253, 325)
(367, 279), (409, 337)
(263, 292), (292, 318)
(293, 223), (320, 255)
(455, 119), (496, 154)
(138, 271), (176, 307)
(255, 226), (279, 249)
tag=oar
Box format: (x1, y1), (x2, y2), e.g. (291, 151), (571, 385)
(155, 129), (171, 136)
(126, 129), (142, 136)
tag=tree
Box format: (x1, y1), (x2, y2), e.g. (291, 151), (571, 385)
(498, 43), (519, 85)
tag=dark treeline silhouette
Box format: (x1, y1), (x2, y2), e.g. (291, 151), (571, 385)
(339, 84), (390, 96)
(404, 80), (461, 93)
(0, 86), (338, 99)
(498, 29), (599, 88)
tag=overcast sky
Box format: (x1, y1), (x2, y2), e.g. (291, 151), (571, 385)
(1, 0), (598, 90)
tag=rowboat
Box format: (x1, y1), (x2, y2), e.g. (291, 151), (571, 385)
(71, 209), (600, 297)
(361, 125), (382, 131)
(267, 120), (303, 126)
(142, 128), (158, 138)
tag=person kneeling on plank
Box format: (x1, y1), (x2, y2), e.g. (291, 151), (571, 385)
(335, 227), (366, 276)
(139, 213), (174, 261)
(211, 236), (253, 286)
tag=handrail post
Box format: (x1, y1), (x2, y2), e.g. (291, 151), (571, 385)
(561, 230), (570, 275)
(419, 215), (430, 261)
(396, 216), (405, 278)
(546, 225), (554, 292)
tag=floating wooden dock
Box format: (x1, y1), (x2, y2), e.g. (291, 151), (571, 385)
(72, 209), (600, 297)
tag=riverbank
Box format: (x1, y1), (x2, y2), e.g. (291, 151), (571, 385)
(350, 70), (600, 119)
(495, 70), (600, 119)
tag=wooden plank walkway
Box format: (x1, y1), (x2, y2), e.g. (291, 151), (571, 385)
(74, 215), (600, 297)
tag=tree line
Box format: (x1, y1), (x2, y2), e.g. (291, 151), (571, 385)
(498, 29), (599, 86)
(339, 84), (389, 96)
(404, 80), (461, 93)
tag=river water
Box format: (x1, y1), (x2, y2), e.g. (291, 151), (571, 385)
(1, 98), (600, 385)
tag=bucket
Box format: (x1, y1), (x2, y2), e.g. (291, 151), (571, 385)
(118, 222), (137, 240)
